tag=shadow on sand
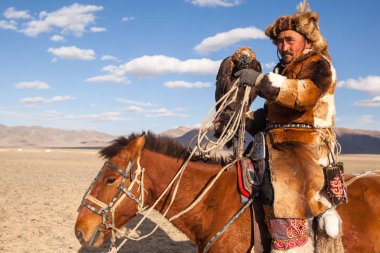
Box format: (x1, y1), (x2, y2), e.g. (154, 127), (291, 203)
(78, 215), (196, 253)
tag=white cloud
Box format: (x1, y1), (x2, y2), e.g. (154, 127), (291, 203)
(85, 65), (129, 83)
(85, 75), (128, 84)
(47, 46), (95, 60)
(123, 106), (146, 112)
(20, 95), (75, 105)
(101, 54), (120, 62)
(164, 80), (211, 88)
(337, 75), (380, 95)
(86, 55), (221, 83)
(146, 108), (189, 118)
(50, 34), (65, 42)
(90, 26), (106, 32)
(187, 0), (241, 7)
(194, 26), (267, 54)
(39, 110), (130, 122)
(0, 20), (17, 30)
(115, 98), (156, 107)
(264, 62), (276, 69)
(4, 7), (31, 19)
(121, 16), (135, 22)
(15, 80), (50, 90)
(122, 55), (221, 76)
(358, 115), (376, 125)
(78, 112), (129, 122)
(354, 96), (380, 107)
(21, 3), (103, 37)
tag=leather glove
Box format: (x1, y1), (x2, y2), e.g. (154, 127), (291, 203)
(234, 69), (261, 87)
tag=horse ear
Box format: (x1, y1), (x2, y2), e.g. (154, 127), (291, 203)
(125, 132), (146, 161)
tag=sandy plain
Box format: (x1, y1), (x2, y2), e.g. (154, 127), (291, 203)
(0, 148), (379, 253)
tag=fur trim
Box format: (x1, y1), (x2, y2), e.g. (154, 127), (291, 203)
(318, 156), (329, 167)
(316, 230), (345, 253)
(318, 208), (342, 238)
(257, 73), (282, 101)
(313, 93), (335, 128)
(265, 0), (327, 54)
(314, 191), (332, 209)
(267, 72), (286, 88)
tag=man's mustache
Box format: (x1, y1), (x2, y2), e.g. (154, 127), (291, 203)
(282, 52), (293, 57)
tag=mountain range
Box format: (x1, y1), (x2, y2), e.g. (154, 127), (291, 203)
(171, 127), (380, 154)
(0, 124), (379, 154)
(0, 124), (114, 148)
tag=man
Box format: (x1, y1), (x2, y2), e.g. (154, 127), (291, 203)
(234, 1), (345, 252)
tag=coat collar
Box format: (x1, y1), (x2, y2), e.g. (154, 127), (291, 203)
(275, 49), (319, 74)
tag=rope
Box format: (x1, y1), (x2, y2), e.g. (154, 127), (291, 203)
(197, 78), (252, 154)
(107, 77), (254, 252)
(169, 158), (238, 221)
(109, 148), (198, 250)
(345, 170), (380, 187)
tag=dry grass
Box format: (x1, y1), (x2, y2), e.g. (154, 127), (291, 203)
(0, 148), (194, 253)
(339, 154), (380, 173)
(0, 148), (379, 252)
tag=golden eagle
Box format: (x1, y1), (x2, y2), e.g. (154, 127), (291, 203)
(214, 46), (262, 137)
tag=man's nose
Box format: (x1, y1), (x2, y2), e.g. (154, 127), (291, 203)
(282, 41), (290, 52)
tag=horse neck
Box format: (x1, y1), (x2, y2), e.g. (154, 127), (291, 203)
(139, 149), (242, 243)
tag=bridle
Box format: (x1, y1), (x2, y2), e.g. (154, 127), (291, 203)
(78, 160), (146, 246)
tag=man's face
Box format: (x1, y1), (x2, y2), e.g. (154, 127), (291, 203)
(276, 30), (312, 64)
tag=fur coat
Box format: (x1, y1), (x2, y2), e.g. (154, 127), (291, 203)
(250, 49), (337, 219)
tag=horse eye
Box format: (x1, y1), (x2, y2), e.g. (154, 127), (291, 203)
(106, 177), (116, 185)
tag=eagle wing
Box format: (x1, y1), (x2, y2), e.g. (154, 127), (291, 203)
(215, 56), (234, 110)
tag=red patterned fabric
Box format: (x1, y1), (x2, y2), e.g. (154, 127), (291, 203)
(264, 206), (309, 250)
(329, 176), (344, 200)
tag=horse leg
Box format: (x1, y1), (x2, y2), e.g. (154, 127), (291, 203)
(252, 199), (271, 252)
(202, 212), (254, 253)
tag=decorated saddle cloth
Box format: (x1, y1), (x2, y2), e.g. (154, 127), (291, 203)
(266, 128), (332, 219)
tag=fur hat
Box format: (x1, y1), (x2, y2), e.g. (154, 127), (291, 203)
(265, 0), (328, 54)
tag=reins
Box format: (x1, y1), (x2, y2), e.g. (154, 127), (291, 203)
(79, 78), (256, 253)
(345, 170), (380, 187)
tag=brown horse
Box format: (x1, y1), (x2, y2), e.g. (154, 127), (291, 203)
(75, 132), (380, 252)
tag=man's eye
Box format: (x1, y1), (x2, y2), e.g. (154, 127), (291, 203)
(106, 178), (116, 185)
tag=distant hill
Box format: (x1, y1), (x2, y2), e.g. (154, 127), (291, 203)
(0, 124), (116, 148)
(160, 126), (193, 138)
(335, 128), (380, 154)
(175, 127), (380, 154)
(1, 123), (379, 154)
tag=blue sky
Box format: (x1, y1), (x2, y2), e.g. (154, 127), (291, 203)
(0, 0), (379, 135)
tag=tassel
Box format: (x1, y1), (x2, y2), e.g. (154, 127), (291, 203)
(297, 0), (311, 13)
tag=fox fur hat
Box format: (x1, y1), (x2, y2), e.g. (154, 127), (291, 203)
(265, 0), (328, 54)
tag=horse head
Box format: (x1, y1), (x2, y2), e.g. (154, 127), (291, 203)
(75, 132), (146, 248)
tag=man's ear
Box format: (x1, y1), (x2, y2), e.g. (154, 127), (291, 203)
(306, 39), (313, 49)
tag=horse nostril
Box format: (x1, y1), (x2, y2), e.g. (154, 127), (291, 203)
(75, 229), (85, 244)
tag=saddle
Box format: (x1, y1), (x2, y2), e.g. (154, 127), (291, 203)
(237, 132), (267, 202)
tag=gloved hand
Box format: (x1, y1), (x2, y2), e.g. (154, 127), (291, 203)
(234, 69), (262, 87)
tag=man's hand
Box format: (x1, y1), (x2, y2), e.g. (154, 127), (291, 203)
(234, 69), (262, 87)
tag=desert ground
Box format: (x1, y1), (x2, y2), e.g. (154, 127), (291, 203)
(0, 148), (379, 253)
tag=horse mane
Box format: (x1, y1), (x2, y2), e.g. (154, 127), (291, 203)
(99, 131), (189, 160)
(99, 131), (222, 164)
